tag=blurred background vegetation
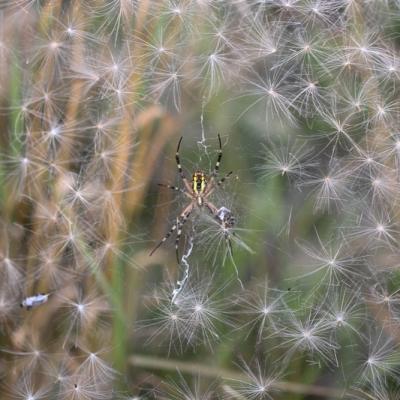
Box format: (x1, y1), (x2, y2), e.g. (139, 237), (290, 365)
(1, 1), (400, 399)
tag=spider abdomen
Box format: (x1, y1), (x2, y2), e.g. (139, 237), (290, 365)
(192, 171), (207, 196)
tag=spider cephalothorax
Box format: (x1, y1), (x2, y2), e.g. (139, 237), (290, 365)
(150, 134), (234, 263)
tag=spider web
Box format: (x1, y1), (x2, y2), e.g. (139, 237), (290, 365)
(172, 230), (194, 304)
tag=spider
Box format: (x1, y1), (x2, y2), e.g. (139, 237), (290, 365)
(150, 134), (235, 263)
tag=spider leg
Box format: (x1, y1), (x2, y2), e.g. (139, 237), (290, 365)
(211, 134), (223, 178)
(205, 170), (233, 196)
(217, 170), (233, 186)
(158, 183), (192, 199)
(175, 206), (193, 263)
(149, 203), (194, 258)
(204, 135), (226, 195)
(175, 137), (193, 193)
(204, 200), (218, 216)
(149, 221), (179, 257)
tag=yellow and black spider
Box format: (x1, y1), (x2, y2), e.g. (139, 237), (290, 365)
(150, 134), (235, 263)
